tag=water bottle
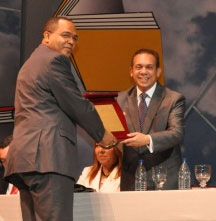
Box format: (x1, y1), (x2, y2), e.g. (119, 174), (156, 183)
(178, 158), (191, 190)
(135, 159), (147, 191)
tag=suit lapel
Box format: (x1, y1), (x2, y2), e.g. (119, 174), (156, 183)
(142, 83), (165, 133)
(127, 87), (140, 133)
(125, 87), (141, 153)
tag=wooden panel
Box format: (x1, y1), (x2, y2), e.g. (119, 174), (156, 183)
(73, 29), (164, 91)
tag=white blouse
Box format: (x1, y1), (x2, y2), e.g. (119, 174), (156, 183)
(77, 166), (120, 192)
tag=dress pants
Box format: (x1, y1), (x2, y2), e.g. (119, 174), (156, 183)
(17, 172), (75, 221)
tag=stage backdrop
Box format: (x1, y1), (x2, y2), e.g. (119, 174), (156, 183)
(0, 0), (216, 186)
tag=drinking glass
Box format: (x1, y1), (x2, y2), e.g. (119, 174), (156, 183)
(152, 165), (167, 190)
(195, 164), (212, 189)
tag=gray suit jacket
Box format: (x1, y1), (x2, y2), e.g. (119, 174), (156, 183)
(5, 44), (105, 181)
(117, 83), (185, 190)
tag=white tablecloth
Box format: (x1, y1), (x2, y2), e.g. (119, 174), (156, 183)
(0, 189), (216, 221)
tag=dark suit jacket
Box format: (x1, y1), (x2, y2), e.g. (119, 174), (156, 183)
(0, 167), (8, 194)
(5, 44), (105, 182)
(117, 83), (185, 190)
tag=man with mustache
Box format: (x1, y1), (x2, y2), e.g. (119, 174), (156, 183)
(4, 17), (116, 221)
(118, 48), (185, 191)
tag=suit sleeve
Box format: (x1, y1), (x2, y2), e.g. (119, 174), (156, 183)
(150, 94), (185, 153)
(0, 168), (8, 194)
(48, 54), (105, 142)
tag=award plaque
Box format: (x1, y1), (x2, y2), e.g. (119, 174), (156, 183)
(83, 92), (129, 140)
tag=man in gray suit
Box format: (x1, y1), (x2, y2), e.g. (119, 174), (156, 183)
(117, 49), (185, 191)
(4, 17), (116, 221)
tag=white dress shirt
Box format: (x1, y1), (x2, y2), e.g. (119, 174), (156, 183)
(6, 183), (19, 195)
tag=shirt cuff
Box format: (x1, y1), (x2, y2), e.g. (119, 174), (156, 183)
(146, 135), (153, 153)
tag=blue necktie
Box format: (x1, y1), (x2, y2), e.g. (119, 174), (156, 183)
(138, 93), (148, 129)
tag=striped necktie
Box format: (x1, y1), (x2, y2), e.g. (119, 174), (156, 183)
(138, 93), (148, 129)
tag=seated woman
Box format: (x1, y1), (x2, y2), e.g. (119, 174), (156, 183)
(77, 143), (122, 192)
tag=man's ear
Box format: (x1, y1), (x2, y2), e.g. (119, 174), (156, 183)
(156, 67), (162, 79)
(43, 31), (50, 43)
(129, 67), (133, 78)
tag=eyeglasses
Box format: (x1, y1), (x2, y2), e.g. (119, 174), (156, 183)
(48, 31), (79, 42)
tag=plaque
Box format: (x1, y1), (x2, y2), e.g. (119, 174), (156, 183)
(83, 92), (129, 140)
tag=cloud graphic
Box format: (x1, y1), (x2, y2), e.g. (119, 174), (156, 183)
(0, 8), (20, 106)
(0, 0), (21, 10)
(0, 32), (19, 106)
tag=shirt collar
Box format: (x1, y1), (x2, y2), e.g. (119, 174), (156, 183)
(136, 82), (157, 100)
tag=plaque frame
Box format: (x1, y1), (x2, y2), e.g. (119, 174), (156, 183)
(83, 92), (129, 140)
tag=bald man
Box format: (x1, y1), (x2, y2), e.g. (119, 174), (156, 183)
(5, 17), (116, 221)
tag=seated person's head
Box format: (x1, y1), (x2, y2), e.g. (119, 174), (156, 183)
(95, 144), (121, 170)
(0, 135), (12, 167)
(88, 143), (122, 183)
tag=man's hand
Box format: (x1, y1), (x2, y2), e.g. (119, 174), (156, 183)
(99, 129), (117, 149)
(120, 132), (150, 147)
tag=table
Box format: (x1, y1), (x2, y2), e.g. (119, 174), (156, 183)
(0, 189), (216, 221)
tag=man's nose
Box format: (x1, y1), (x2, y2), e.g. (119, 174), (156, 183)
(140, 67), (148, 74)
(67, 37), (75, 45)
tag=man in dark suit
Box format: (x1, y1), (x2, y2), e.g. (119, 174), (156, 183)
(117, 49), (185, 191)
(0, 167), (8, 194)
(0, 135), (17, 195)
(4, 17), (116, 221)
